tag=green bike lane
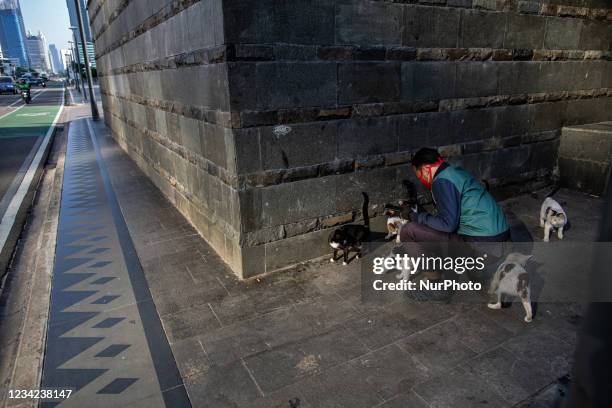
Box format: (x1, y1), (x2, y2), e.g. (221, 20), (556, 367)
(0, 88), (64, 218)
(0, 87), (64, 275)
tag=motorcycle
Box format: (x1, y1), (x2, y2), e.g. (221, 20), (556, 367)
(21, 89), (31, 104)
(41, 81), (47, 88)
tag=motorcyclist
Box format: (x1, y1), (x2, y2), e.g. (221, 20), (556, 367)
(16, 79), (31, 102)
(16, 78), (31, 92)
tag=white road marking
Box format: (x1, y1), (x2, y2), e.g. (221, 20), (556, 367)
(0, 89), (48, 120)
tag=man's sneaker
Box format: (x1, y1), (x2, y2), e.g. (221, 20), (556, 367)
(404, 279), (453, 302)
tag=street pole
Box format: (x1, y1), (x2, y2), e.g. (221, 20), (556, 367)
(67, 42), (79, 92)
(68, 36), (85, 98)
(73, 0), (99, 120)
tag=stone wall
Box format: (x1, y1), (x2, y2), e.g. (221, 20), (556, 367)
(89, 0), (612, 278)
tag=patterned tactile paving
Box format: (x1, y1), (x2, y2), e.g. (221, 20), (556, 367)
(41, 119), (190, 407)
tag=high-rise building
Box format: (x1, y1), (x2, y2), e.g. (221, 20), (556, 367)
(60, 48), (70, 69)
(48, 44), (63, 74)
(66, 0), (96, 69)
(0, 0), (29, 67)
(25, 31), (50, 72)
(66, 0), (92, 43)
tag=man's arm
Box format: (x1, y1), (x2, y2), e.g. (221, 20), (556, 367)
(416, 178), (461, 233)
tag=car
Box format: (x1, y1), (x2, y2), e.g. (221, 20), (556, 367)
(0, 76), (15, 94)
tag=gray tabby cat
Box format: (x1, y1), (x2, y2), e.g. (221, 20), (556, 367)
(488, 252), (533, 323)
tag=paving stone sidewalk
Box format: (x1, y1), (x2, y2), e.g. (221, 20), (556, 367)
(88, 116), (597, 408)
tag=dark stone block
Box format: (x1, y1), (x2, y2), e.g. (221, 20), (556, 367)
(274, 44), (317, 61)
(335, 166), (402, 213)
(505, 14), (546, 49)
(447, 0), (472, 7)
(398, 112), (452, 150)
(319, 159), (354, 176)
(233, 128), (261, 175)
(459, 10), (506, 48)
(498, 61), (541, 95)
(455, 62), (498, 98)
(386, 47), (417, 61)
(579, 20), (611, 51)
(402, 62), (457, 102)
(544, 17), (582, 50)
(560, 124), (612, 162)
(223, 0), (334, 44)
(264, 229), (332, 270)
(259, 121), (338, 170)
(317, 45), (354, 60)
(336, 0), (403, 46)
(260, 177), (337, 227)
(338, 62), (401, 105)
(201, 122), (230, 169)
(338, 116), (398, 159)
(354, 46), (387, 61)
(559, 157), (609, 196)
(539, 61), (577, 93)
(256, 62), (337, 110)
(512, 49), (534, 61)
(529, 101), (569, 132)
(518, 0), (540, 13)
(240, 244), (266, 278)
(239, 187), (264, 232)
(495, 104), (531, 137)
(404, 6), (461, 48)
(227, 62), (257, 111)
(228, 44), (274, 61)
(565, 98), (610, 126)
(450, 108), (497, 144)
(267, 0), (336, 44)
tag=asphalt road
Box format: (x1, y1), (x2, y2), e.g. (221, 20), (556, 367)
(0, 86), (64, 219)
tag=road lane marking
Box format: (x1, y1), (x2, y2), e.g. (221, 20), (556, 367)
(16, 112), (50, 117)
(0, 89), (48, 121)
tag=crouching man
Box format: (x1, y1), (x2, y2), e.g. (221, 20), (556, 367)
(401, 147), (510, 301)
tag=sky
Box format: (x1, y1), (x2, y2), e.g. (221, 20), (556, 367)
(20, 0), (72, 50)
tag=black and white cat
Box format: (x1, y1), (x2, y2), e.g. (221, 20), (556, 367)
(488, 252), (533, 323)
(540, 197), (567, 242)
(329, 192), (370, 265)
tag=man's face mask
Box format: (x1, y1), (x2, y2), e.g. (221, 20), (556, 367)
(416, 158), (445, 190)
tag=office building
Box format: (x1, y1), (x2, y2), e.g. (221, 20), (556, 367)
(0, 0), (29, 67)
(48, 43), (63, 74)
(25, 31), (50, 72)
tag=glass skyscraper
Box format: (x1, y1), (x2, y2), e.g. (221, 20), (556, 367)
(0, 0), (29, 67)
(66, 0), (92, 43)
(66, 0), (95, 69)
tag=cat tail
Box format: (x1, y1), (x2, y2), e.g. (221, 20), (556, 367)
(361, 192), (370, 229)
(402, 179), (417, 200)
(546, 185), (560, 198)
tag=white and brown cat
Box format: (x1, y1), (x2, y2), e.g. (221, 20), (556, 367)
(540, 197), (567, 242)
(488, 252), (533, 322)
